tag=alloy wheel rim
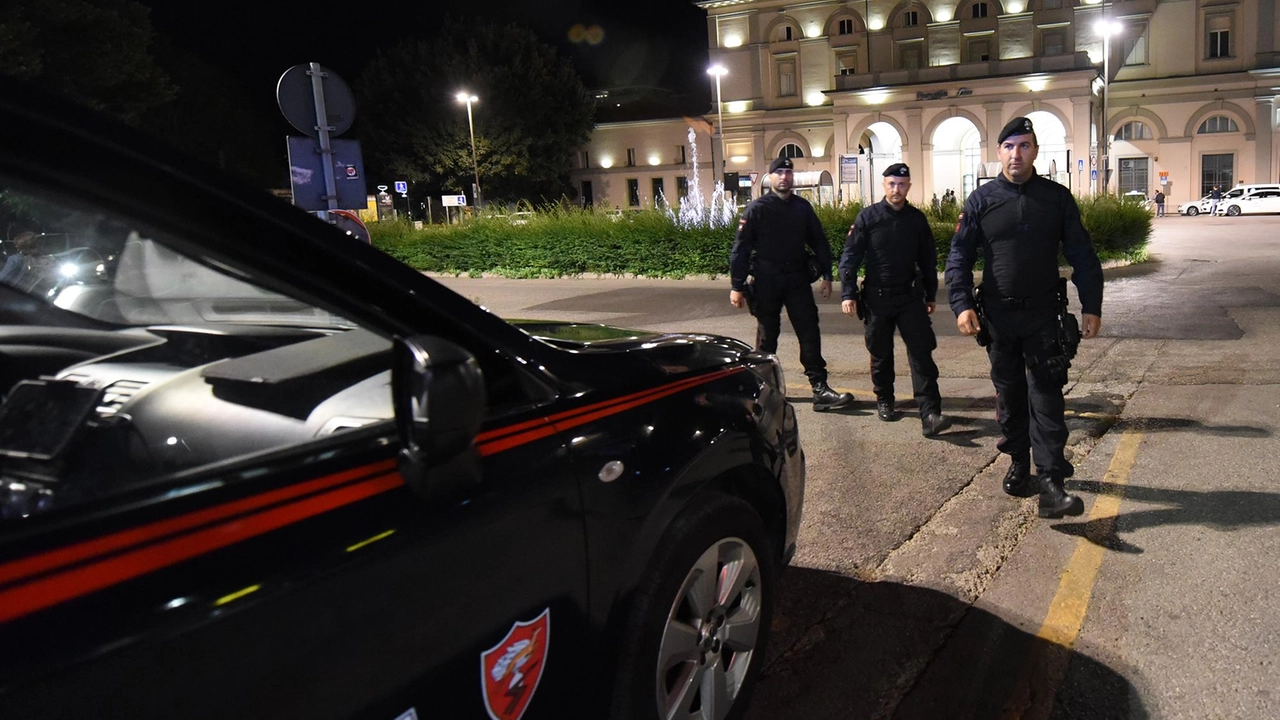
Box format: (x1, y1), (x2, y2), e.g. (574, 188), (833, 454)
(654, 537), (763, 720)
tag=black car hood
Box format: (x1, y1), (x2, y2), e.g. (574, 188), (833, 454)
(512, 321), (754, 373)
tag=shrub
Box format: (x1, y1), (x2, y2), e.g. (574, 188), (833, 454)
(370, 192), (1150, 277)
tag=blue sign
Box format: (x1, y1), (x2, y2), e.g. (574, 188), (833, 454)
(1091, 169), (1098, 180)
(394, 180), (408, 194)
(839, 155), (859, 183)
(1078, 159), (1084, 172)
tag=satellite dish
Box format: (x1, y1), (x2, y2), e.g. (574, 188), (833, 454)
(277, 63), (356, 137)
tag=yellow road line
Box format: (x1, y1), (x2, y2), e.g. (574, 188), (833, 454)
(213, 584), (261, 607)
(1036, 429), (1143, 647)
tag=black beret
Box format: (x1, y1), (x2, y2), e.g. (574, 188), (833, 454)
(769, 157), (794, 173)
(999, 116), (1036, 144)
(882, 163), (910, 178)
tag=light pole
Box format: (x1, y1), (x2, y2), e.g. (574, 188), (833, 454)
(1094, 19), (1122, 195)
(455, 92), (482, 208)
(707, 65), (728, 179)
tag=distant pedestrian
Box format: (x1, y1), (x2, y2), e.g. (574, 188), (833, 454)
(931, 193), (941, 214)
(1153, 190), (1165, 216)
(730, 157), (855, 411)
(840, 163), (949, 437)
(1209, 185), (1222, 214)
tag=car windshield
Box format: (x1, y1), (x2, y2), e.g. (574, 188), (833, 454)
(0, 185), (354, 330)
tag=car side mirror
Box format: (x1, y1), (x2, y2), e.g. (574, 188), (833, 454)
(392, 334), (486, 501)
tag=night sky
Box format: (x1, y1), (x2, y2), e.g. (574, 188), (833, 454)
(142, 0), (712, 117)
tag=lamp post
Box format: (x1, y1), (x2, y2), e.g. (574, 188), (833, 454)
(455, 92), (482, 208)
(1094, 19), (1122, 195)
(707, 65), (728, 178)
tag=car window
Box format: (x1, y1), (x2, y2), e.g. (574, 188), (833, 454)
(0, 180), (393, 520)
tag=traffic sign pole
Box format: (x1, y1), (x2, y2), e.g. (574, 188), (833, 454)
(308, 62), (339, 218)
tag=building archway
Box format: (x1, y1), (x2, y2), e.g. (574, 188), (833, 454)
(853, 121), (904, 204)
(930, 116), (982, 203)
(1025, 110), (1069, 185)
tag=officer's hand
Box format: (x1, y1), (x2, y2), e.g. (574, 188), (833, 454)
(925, 302), (936, 315)
(956, 309), (980, 336)
(818, 280), (832, 299)
(730, 290), (746, 309)
(1081, 313), (1101, 339)
(841, 299), (857, 316)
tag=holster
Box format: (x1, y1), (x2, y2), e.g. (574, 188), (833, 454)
(1055, 277), (1082, 359)
(744, 282), (758, 317)
(973, 285), (992, 347)
(855, 281), (867, 321)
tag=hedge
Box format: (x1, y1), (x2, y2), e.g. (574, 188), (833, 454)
(372, 194), (1150, 279)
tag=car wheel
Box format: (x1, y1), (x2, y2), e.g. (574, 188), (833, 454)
(1186, 206), (1199, 216)
(1226, 205), (1241, 216)
(611, 495), (777, 720)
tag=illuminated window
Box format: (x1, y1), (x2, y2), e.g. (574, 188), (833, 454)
(1198, 116), (1239, 134)
(778, 143), (805, 159)
(1115, 122), (1152, 141)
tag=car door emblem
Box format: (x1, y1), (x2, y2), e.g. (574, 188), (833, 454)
(480, 607), (550, 720)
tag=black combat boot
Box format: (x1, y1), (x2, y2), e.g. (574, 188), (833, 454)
(1002, 455), (1035, 497)
(876, 398), (895, 421)
(921, 413), (951, 438)
(1038, 477), (1084, 518)
(812, 382), (854, 412)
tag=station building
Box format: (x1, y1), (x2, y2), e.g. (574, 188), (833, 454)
(569, 0), (1280, 209)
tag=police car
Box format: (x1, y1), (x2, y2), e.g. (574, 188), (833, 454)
(0, 83), (804, 720)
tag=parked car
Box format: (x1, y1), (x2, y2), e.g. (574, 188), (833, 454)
(1215, 187), (1280, 216)
(0, 83), (805, 720)
(1178, 194), (1212, 216)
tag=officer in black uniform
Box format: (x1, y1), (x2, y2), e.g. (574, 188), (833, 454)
(839, 163), (950, 437)
(945, 117), (1104, 518)
(730, 156), (854, 411)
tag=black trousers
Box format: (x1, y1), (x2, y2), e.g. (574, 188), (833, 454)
(863, 292), (941, 416)
(752, 270), (827, 386)
(985, 306), (1072, 478)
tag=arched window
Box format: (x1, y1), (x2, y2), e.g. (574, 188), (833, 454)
(774, 24), (799, 42)
(972, 2), (990, 18)
(1198, 116), (1239, 134)
(1115, 121), (1153, 141)
(838, 18), (855, 34)
(778, 143), (806, 159)
(903, 10), (919, 27)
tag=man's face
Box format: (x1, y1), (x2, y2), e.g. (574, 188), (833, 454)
(772, 168), (794, 193)
(883, 176), (910, 207)
(998, 133), (1039, 183)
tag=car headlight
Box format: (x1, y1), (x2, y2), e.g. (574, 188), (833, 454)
(59, 262), (78, 278)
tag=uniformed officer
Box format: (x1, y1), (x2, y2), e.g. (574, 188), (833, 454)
(945, 117), (1104, 518)
(730, 156), (854, 411)
(839, 163), (949, 437)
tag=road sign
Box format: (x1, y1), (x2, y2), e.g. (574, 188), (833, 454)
(377, 185), (388, 192)
(1091, 155), (1097, 168)
(286, 137), (367, 211)
(394, 181), (408, 194)
(1091, 169), (1098, 180)
(277, 64), (356, 138)
(441, 195), (467, 207)
(1078, 159), (1084, 172)
(839, 155), (859, 183)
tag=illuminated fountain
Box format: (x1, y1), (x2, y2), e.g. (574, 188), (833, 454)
(665, 128), (737, 229)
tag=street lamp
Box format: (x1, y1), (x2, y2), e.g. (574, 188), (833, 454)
(707, 65), (728, 175)
(1094, 19), (1122, 195)
(455, 92), (482, 208)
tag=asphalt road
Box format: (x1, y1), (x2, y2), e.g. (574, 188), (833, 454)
(433, 213), (1280, 719)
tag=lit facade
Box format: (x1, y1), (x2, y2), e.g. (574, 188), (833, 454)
(569, 0), (1280, 208)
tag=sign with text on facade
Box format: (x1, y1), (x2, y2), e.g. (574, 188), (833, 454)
(839, 155), (859, 183)
(441, 194), (467, 207)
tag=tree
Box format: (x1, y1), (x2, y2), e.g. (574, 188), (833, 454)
(0, 0), (175, 124)
(357, 18), (594, 209)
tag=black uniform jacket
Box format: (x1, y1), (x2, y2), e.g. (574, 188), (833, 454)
(945, 174), (1103, 316)
(838, 199), (938, 302)
(730, 192), (832, 292)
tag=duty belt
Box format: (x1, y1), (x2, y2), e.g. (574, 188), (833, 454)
(864, 282), (917, 297)
(987, 291), (1058, 310)
(753, 258), (806, 274)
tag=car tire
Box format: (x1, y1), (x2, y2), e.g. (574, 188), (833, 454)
(1186, 206), (1199, 216)
(611, 494), (777, 720)
(1226, 205), (1241, 216)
